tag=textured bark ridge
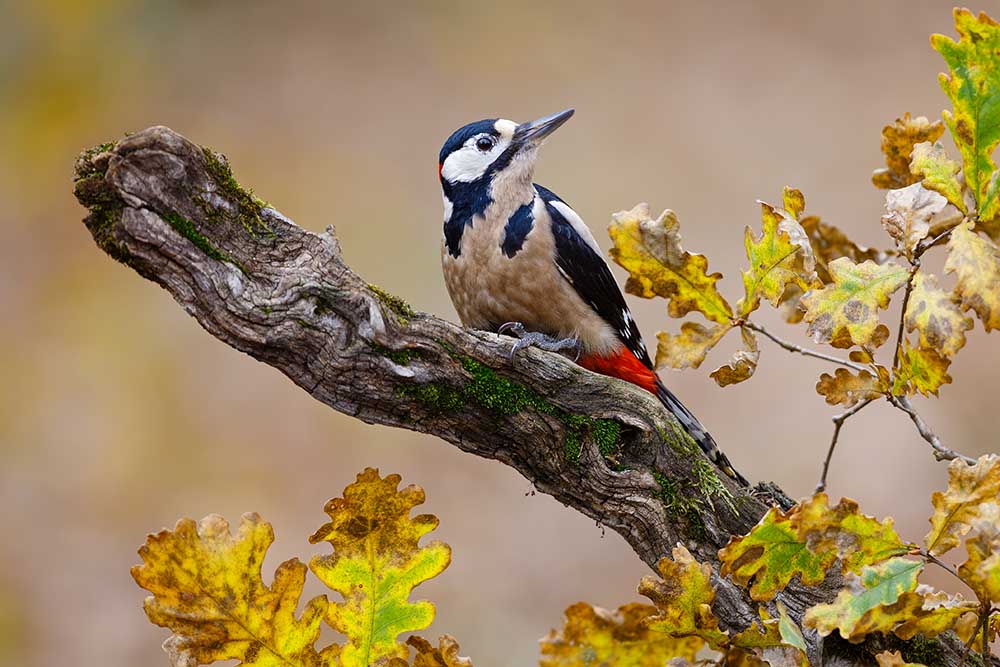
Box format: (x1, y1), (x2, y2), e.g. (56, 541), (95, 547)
(74, 126), (977, 666)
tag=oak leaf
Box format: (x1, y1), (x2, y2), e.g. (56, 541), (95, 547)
(925, 454), (1000, 556)
(803, 558), (924, 642)
(881, 184), (948, 259)
(903, 272), (972, 358)
(539, 602), (702, 667)
(403, 636), (473, 667)
(132, 513), (331, 667)
(801, 258), (909, 349)
(909, 142), (967, 214)
(740, 197), (820, 316)
(609, 204), (733, 324)
(799, 216), (885, 285)
(815, 368), (884, 407)
(656, 322), (732, 370)
(872, 113), (946, 190)
(932, 9), (1000, 222)
(710, 327), (759, 387)
(876, 650), (924, 667)
(957, 502), (1000, 603)
(944, 220), (1000, 331)
(791, 494), (911, 575)
(729, 605), (808, 667)
(309, 468), (452, 667)
(719, 506), (836, 601)
(891, 342), (952, 397)
(639, 545), (729, 647)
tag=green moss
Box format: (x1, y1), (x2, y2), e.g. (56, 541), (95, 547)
(200, 147), (273, 237)
(163, 212), (245, 273)
(75, 140), (118, 179)
(367, 284), (417, 322)
(369, 342), (419, 365)
(86, 202), (129, 263)
(899, 636), (946, 667)
(402, 351), (622, 462)
(659, 422), (737, 515)
(653, 471), (708, 541)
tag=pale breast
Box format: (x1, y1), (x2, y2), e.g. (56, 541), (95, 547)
(441, 199), (619, 355)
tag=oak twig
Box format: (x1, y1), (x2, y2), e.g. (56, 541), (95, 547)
(816, 398), (874, 493)
(890, 396), (976, 464)
(743, 321), (868, 372)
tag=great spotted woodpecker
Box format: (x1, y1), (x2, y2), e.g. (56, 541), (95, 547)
(438, 109), (748, 486)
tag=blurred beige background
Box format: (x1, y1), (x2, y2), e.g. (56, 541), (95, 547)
(1, 1), (997, 665)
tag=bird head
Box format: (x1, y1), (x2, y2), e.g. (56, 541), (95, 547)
(437, 109), (574, 195)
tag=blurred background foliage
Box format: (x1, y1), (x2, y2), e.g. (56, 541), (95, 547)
(0, 1), (996, 665)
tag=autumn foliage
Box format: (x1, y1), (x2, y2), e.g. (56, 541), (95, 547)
(131, 8), (1000, 667)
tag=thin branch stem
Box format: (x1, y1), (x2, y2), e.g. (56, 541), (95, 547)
(816, 398), (874, 493)
(918, 549), (963, 581)
(892, 262), (920, 372)
(744, 321), (868, 373)
(890, 395), (977, 464)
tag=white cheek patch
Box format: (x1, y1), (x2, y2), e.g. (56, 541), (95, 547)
(550, 200), (602, 253)
(441, 147), (493, 183)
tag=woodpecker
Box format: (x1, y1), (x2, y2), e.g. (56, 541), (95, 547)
(438, 109), (747, 486)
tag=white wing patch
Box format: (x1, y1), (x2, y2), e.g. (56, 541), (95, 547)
(549, 200), (603, 254)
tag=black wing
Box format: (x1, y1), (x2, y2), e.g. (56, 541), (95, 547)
(535, 184), (652, 368)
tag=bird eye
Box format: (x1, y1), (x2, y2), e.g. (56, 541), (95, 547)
(475, 136), (495, 152)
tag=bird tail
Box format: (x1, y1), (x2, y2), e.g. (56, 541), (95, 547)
(655, 378), (749, 487)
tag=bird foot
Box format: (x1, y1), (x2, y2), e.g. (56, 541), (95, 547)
(497, 322), (581, 362)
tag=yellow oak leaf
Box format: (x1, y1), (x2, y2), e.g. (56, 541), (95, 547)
(791, 494), (912, 575)
(539, 602), (702, 667)
(799, 216), (886, 285)
(729, 605), (808, 667)
(881, 184), (948, 259)
(872, 113), (946, 190)
(891, 342), (952, 397)
(815, 368), (885, 407)
(402, 636), (473, 667)
(876, 650), (924, 667)
(909, 141), (967, 214)
(932, 9), (1000, 222)
(639, 545), (729, 647)
(803, 558), (924, 642)
(957, 502), (1000, 603)
(309, 468), (452, 667)
(710, 327), (759, 387)
(903, 272), (972, 358)
(944, 220), (1000, 331)
(609, 204), (733, 324)
(801, 258), (909, 349)
(925, 454), (1000, 556)
(740, 197), (820, 316)
(719, 506), (837, 602)
(132, 513), (331, 667)
(656, 322), (732, 370)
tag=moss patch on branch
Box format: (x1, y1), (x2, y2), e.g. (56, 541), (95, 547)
(200, 147), (273, 237)
(163, 212), (245, 274)
(367, 284), (417, 322)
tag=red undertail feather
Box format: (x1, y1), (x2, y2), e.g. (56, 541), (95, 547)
(579, 348), (658, 394)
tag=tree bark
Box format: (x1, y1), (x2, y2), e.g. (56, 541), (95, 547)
(73, 126), (983, 667)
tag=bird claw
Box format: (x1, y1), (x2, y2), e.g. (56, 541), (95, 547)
(498, 322), (581, 363)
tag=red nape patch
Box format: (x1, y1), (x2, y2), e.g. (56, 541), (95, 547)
(579, 348), (658, 395)
(438, 162), (443, 179)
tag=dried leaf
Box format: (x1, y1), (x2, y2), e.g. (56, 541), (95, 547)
(909, 142), (967, 213)
(944, 220), (1000, 331)
(801, 258), (909, 349)
(740, 198), (820, 316)
(925, 454), (1000, 556)
(719, 506), (836, 602)
(539, 602), (702, 667)
(803, 558), (924, 642)
(903, 272), (972, 358)
(957, 502), (1000, 603)
(881, 184), (948, 259)
(876, 650), (923, 667)
(891, 342), (952, 397)
(309, 469), (452, 667)
(791, 494), (912, 575)
(729, 606), (808, 667)
(799, 216), (886, 285)
(815, 368), (884, 407)
(932, 9), (1000, 222)
(639, 545), (729, 647)
(710, 327), (759, 387)
(405, 636), (473, 667)
(132, 513), (331, 667)
(872, 113), (946, 190)
(609, 204), (733, 324)
(656, 322), (732, 370)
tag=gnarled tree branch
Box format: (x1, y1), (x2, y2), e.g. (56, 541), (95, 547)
(73, 126), (981, 667)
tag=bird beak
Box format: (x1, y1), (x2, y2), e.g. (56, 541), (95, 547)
(513, 108), (574, 147)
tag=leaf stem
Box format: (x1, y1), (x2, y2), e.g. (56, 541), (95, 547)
(917, 548), (963, 580)
(816, 398), (874, 493)
(743, 321), (868, 372)
(891, 262), (920, 373)
(889, 395), (976, 464)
